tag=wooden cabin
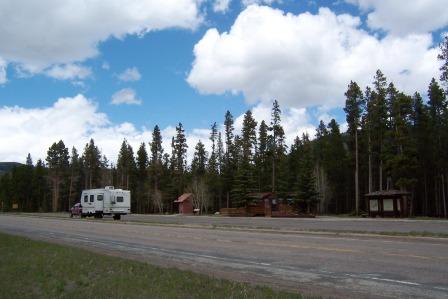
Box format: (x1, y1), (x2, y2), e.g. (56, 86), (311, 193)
(174, 193), (194, 215)
(365, 190), (410, 217)
(220, 192), (300, 217)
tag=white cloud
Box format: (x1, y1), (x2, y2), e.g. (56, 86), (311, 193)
(117, 67), (142, 82)
(0, 96), (318, 164)
(242, 0), (281, 6)
(187, 5), (440, 109)
(214, 0), (232, 13)
(0, 57), (6, 84)
(347, 0), (448, 35)
(102, 62), (111, 70)
(45, 64), (92, 80)
(0, 95), (150, 163)
(234, 102), (315, 146)
(111, 88), (142, 105)
(0, 0), (203, 75)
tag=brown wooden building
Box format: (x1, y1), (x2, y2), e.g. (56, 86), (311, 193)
(220, 192), (303, 217)
(365, 190), (410, 217)
(174, 193), (194, 215)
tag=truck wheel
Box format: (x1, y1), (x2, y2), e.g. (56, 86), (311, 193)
(113, 215), (121, 220)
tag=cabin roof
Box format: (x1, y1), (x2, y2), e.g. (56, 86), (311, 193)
(174, 193), (193, 203)
(365, 190), (410, 198)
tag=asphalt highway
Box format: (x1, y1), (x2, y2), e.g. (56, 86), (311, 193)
(1, 215), (447, 299)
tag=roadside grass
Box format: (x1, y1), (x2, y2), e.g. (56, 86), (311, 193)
(0, 233), (311, 299)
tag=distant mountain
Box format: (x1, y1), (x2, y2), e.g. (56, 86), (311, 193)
(0, 162), (23, 176)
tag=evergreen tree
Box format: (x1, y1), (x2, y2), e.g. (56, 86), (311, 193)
(67, 147), (82, 210)
(412, 92), (431, 215)
(192, 140), (207, 177)
(116, 139), (136, 190)
(82, 139), (102, 189)
(46, 140), (69, 212)
(223, 111), (235, 207)
(296, 134), (319, 213)
(26, 153), (33, 166)
(344, 81), (363, 214)
(439, 35), (448, 92)
(33, 159), (50, 211)
(427, 78), (448, 217)
(269, 100), (286, 192)
(136, 142), (149, 213)
(256, 120), (270, 192)
(149, 125), (163, 194)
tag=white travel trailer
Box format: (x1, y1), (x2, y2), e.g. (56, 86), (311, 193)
(80, 186), (130, 220)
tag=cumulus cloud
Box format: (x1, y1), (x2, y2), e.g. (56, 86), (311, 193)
(213, 0), (232, 13)
(242, 0), (281, 5)
(187, 5), (440, 109)
(111, 88), (142, 105)
(117, 67), (142, 82)
(102, 62), (111, 70)
(234, 102), (316, 146)
(0, 57), (6, 84)
(45, 64), (92, 80)
(0, 0), (203, 75)
(0, 96), (318, 164)
(0, 95), (150, 163)
(347, 0), (448, 35)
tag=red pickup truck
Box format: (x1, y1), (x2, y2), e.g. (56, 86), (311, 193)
(70, 203), (83, 218)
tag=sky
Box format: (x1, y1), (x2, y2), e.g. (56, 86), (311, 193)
(0, 0), (447, 164)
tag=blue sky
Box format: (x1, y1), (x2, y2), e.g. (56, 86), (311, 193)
(0, 0), (447, 163)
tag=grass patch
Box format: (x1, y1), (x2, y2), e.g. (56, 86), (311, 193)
(0, 232), (309, 299)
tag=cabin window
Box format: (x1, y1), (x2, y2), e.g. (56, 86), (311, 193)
(117, 196), (124, 203)
(90, 195), (94, 202)
(97, 195), (103, 201)
(84, 195), (88, 203)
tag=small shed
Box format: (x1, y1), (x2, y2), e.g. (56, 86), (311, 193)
(174, 193), (194, 214)
(365, 190), (410, 217)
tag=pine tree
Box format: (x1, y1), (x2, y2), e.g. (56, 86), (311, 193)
(439, 35), (448, 92)
(26, 153), (33, 166)
(117, 139), (136, 190)
(256, 120), (270, 192)
(171, 123), (188, 200)
(223, 111), (235, 207)
(67, 147), (82, 211)
(81, 139), (102, 189)
(192, 140), (207, 177)
(344, 81), (363, 215)
(412, 92), (431, 215)
(46, 140), (69, 212)
(149, 125), (163, 194)
(372, 70), (389, 191)
(269, 100), (286, 192)
(427, 78), (448, 217)
(136, 142), (149, 213)
(296, 134), (319, 214)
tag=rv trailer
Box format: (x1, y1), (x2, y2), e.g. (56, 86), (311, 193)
(80, 186), (130, 220)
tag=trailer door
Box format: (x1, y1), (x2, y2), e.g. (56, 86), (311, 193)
(95, 193), (104, 212)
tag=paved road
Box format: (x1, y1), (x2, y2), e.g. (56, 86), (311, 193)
(122, 214), (448, 234)
(18, 213), (448, 234)
(1, 215), (447, 299)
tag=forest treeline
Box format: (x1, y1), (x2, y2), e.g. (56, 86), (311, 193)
(1, 37), (448, 217)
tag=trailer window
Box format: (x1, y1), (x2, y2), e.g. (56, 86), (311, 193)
(117, 196), (124, 203)
(84, 195), (88, 203)
(90, 195), (94, 202)
(97, 195), (103, 201)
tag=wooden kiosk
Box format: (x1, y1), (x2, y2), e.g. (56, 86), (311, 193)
(365, 190), (410, 217)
